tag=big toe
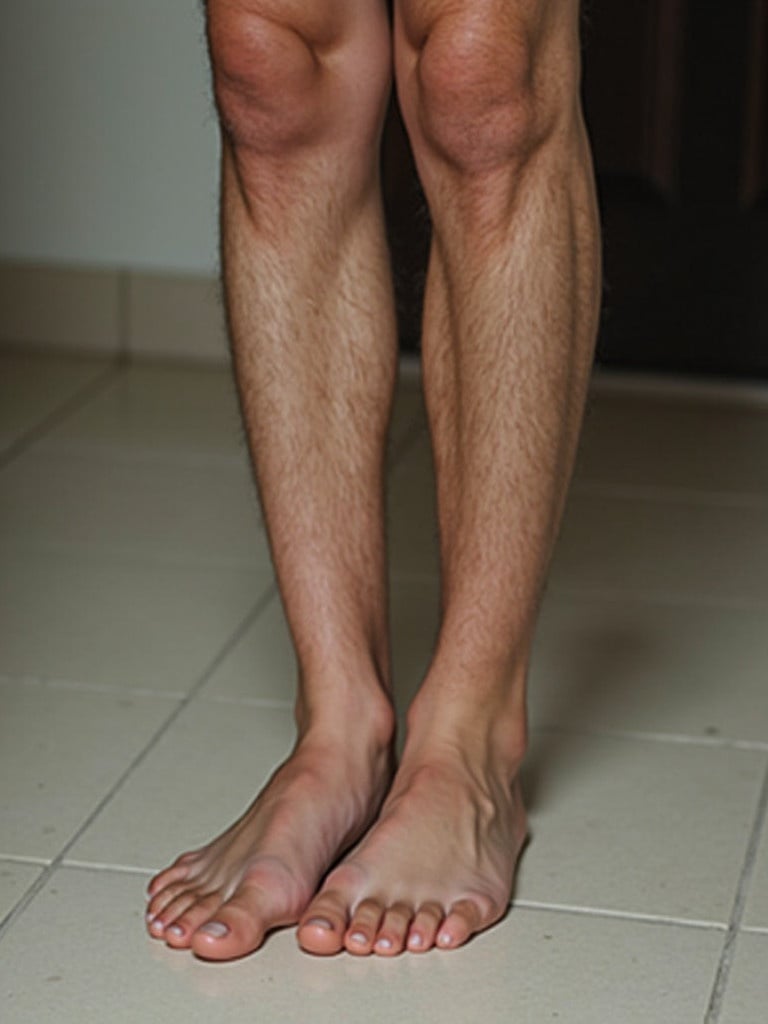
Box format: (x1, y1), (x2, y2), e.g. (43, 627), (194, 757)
(296, 892), (349, 956)
(190, 885), (295, 962)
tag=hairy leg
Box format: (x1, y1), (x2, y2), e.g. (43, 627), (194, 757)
(146, 0), (398, 961)
(298, 0), (601, 956)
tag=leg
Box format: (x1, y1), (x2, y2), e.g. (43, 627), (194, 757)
(298, 0), (600, 955)
(146, 0), (398, 960)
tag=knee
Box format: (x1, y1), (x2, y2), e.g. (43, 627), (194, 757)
(410, 12), (575, 175)
(206, 2), (388, 156)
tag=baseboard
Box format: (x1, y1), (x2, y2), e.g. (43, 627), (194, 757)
(0, 261), (229, 363)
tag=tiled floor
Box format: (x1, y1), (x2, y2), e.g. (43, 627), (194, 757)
(1, 349), (767, 1023)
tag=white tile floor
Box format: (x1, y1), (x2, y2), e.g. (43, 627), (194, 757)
(1, 350), (767, 1023)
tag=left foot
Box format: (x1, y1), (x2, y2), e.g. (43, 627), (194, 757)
(297, 713), (528, 956)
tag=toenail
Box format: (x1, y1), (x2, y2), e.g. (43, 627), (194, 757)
(150, 919), (164, 933)
(349, 932), (367, 945)
(305, 917), (334, 932)
(376, 937), (393, 950)
(167, 925), (184, 938)
(199, 922), (229, 938)
(409, 934), (423, 948)
(438, 933), (452, 947)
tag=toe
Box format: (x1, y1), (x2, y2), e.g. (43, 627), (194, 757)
(374, 902), (413, 956)
(407, 901), (444, 953)
(162, 893), (223, 948)
(146, 854), (198, 898)
(146, 889), (200, 940)
(436, 898), (487, 950)
(297, 892), (349, 956)
(344, 898), (384, 956)
(146, 880), (197, 924)
(191, 882), (292, 961)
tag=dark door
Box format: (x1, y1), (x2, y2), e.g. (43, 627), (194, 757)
(382, 0), (768, 378)
(584, 0), (768, 377)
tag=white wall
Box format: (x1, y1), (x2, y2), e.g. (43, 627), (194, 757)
(0, 0), (220, 273)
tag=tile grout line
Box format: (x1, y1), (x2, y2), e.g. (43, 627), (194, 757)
(3, 671), (762, 753)
(530, 724), (768, 754)
(512, 899), (728, 933)
(0, 360), (126, 472)
(0, 582), (277, 945)
(704, 757), (768, 1023)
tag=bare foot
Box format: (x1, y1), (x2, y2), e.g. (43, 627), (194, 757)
(296, 712), (528, 957)
(145, 698), (394, 960)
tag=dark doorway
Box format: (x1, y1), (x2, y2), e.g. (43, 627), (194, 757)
(381, 0), (768, 378)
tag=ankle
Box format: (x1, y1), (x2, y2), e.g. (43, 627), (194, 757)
(295, 674), (397, 754)
(404, 674), (528, 778)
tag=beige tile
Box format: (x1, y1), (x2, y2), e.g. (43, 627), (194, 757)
(742, 806), (768, 930)
(0, 861), (44, 919)
(67, 701), (297, 870)
(387, 432), (439, 579)
(202, 577), (439, 710)
(576, 392), (768, 495)
(516, 735), (765, 924)
(389, 371), (426, 455)
(41, 362), (245, 457)
(0, 350), (112, 453)
(0, 450), (267, 568)
(0, 262), (121, 353)
(44, 358), (422, 462)
(719, 933), (768, 1024)
(529, 593), (768, 743)
(128, 272), (228, 362)
(550, 492), (768, 605)
(200, 594), (296, 704)
(390, 576), (440, 710)
(0, 548), (269, 693)
(0, 681), (177, 860)
(0, 867), (722, 1024)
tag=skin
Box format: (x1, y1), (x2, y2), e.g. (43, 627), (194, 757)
(146, 0), (600, 958)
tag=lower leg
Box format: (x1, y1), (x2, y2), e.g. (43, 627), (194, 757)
(298, 0), (600, 955)
(146, 0), (398, 960)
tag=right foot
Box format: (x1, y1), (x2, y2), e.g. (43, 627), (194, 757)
(145, 696), (394, 960)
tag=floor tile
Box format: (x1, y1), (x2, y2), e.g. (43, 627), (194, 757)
(718, 932), (768, 1024)
(387, 579), (768, 745)
(39, 362), (245, 457)
(742, 798), (768, 930)
(202, 578), (439, 710)
(576, 392), (768, 495)
(528, 593), (768, 743)
(199, 594), (295, 704)
(0, 681), (177, 860)
(0, 861), (44, 920)
(0, 548), (269, 693)
(66, 701), (297, 870)
(390, 576), (440, 710)
(41, 360), (427, 463)
(387, 432), (439, 579)
(516, 735), (765, 925)
(0, 868), (722, 1024)
(550, 492), (768, 605)
(389, 370), (427, 454)
(0, 350), (111, 454)
(0, 450), (268, 568)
